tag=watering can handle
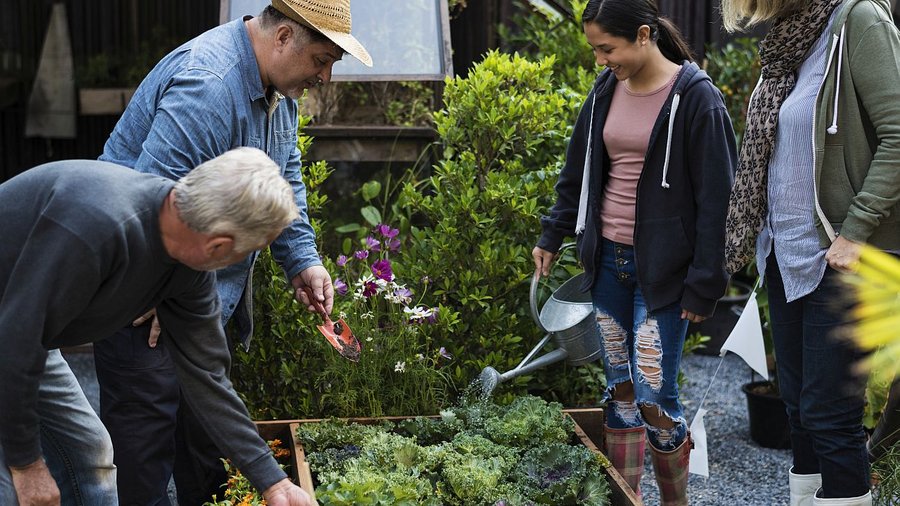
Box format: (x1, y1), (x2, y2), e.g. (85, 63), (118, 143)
(529, 242), (577, 332)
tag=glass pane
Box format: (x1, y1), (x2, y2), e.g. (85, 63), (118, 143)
(331, 0), (444, 77)
(220, 0), (448, 79)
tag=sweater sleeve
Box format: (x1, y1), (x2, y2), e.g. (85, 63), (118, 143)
(840, 17), (900, 242)
(537, 89), (595, 253)
(157, 272), (287, 492)
(683, 101), (737, 317)
(0, 221), (100, 466)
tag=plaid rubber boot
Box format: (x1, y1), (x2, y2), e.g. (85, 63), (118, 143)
(649, 433), (693, 506)
(604, 425), (646, 496)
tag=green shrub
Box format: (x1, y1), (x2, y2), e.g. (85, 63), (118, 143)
(703, 37), (761, 145)
(397, 50), (604, 406)
(230, 114), (333, 419)
(499, 0), (597, 95)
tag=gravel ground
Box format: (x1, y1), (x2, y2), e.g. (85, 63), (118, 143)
(64, 348), (791, 505)
(637, 351), (793, 505)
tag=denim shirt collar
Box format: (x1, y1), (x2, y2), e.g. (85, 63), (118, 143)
(232, 16), (267, 103)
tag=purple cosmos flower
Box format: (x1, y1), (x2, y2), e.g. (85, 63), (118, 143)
(362, 280), (379, 298)
(334, 278), (348, 296)
(394, 286), (413, 301)
(386, 238), (401, 252)
(336, 254), (348, 267)
(371, 259), (393, 282)
(354, 250), (369, 260)
(439, 346), (452, 360)
(365, 236), (381, 251)
(427, 307), (440, 324)
(375, 224), (391, 237)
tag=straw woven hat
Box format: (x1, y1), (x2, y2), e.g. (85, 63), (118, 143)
(271, 0), (373, 67)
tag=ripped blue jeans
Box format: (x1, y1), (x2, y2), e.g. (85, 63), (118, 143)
(592, 239), (689, 451)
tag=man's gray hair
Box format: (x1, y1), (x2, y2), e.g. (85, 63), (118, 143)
(174, 148), (299, 251)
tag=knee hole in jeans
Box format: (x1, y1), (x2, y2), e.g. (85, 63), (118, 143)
(636, 317), (663, 392)
(597, 310), (629, 368)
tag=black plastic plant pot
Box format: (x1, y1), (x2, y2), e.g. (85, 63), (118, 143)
(690, 280), (753, 356)
(742, 380), (792, 450)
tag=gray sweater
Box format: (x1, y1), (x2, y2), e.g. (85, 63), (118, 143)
(0, 160), (285, 491)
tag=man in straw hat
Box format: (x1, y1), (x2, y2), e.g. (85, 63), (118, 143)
(0, 149), (315, 506)
(92, 1), (371, 504)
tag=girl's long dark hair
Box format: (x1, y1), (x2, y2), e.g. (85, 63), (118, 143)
(582, 0), (694, 63)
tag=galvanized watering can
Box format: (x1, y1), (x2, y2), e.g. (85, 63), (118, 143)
(479, 256), (603, 396)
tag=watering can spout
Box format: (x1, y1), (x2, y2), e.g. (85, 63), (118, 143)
(477, 348), (570, 397)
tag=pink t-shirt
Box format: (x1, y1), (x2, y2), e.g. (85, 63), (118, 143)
(600, 75), (675, 245)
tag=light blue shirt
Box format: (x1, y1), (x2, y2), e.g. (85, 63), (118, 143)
(756, 13), (835, 302)
(100, 17), (320, 343)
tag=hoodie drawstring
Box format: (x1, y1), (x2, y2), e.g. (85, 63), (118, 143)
(661, 93), (681, 189)
(827, 24), (845, 135)
(574, 93), (597, 235)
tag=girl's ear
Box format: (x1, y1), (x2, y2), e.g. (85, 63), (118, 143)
(637, 24), (652, 45)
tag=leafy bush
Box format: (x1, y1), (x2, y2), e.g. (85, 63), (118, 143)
(499, 0), (597, 95)
(397, 50), (603, 406)
(703, 38), (761, 145)
(230, 113), (332, 420)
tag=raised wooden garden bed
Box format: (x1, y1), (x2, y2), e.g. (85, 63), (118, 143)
(255, 407), (641, 506)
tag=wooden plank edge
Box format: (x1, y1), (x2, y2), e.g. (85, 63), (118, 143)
(571, 418), (642, 506)
(289, 422), (316, 503)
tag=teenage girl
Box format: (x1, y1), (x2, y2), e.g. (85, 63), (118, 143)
(534, 1), (736, 503)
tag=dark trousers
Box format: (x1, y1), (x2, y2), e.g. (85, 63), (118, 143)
(94, 325), (227, 506)
(766, 253), (870, 498)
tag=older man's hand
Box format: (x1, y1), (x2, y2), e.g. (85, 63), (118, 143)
(263, 479), (316, 506)
(10, 459), (60, 506)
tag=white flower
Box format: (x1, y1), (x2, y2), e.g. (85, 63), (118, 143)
(404, 305), (436, 323)
(361, 311), (374, 320)
(416, 353), (425, 361)
(394, 361), (406, 373)
(339, 311), (347, 320)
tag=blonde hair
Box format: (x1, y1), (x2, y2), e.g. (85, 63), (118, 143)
(720, 0), (809, 32)
(175, 147), (300, 251)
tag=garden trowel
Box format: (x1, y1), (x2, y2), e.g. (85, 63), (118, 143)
(304, 287), (361, 362)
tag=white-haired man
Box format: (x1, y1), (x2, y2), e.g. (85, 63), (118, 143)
(0, 148), (314, 506)
(95, 1), (372, 503)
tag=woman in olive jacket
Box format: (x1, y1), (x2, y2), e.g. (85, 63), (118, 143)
(721, 0), (900, 504)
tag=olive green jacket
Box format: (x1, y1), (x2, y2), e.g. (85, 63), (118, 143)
(814, 0), (900, 248)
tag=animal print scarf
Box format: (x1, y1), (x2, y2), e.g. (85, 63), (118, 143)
(723, 0), (844, 274)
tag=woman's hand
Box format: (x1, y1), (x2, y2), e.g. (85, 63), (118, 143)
(825, 235), (862, 273)
(532, 247), (557, 277)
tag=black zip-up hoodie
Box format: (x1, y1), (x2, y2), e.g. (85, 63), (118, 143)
(538, 62), (736, 317)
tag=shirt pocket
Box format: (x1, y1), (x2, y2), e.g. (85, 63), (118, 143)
(271, 129), (296, 170)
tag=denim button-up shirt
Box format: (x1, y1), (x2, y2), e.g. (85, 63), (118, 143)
(100, 17), (321, 346)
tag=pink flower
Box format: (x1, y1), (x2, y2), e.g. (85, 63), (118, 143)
(371, 259), (393, 282)
(354, 250), (369, 260)
(362, 280), (379, 298)
(334, 278), (348, 296)
(336, 255), (348, 267)
(386, 238), (401, 252)
(439, 347), (452, 360)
